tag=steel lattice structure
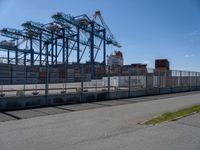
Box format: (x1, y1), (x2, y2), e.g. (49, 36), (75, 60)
(0, 11), (120, 78)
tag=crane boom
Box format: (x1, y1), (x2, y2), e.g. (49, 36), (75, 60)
(93, 10), (121, 48)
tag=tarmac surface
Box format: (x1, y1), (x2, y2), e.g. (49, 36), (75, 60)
(0, 91), (200, 150)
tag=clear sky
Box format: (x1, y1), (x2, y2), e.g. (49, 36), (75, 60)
(0, 0), (200, 71)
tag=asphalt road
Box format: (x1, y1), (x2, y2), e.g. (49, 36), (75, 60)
(0, 92), (200, 150)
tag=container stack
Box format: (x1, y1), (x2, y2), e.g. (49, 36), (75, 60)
(94, 64), (105, 79)
(59, 68), (75, 83)
(0, 64), (11, 84)
(67, 68), (75, 83)
(155, 59), (170, 71)
(11, 65), (25, 84)
(49, 67), (59, 83)
(26, 66), (39, 84)
(59, 67), (66, 83)
(74, 65), (81, 82)
(39, 67), (46, 83)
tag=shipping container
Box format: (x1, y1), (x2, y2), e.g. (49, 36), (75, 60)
(12, 65), (25, 71)
(0, 71), (11, 78)
(26, 78), (38, 84)
(39, 67), (46, 72)
(0, 78), (11, 84)
(12, 78), (25, 84)
(12, 71), (25, 78)
(155, 59), (170, 70)
(26, 72), (39, 78)
(50, 72), (59, 78)
(102, 76), (146, 89)
(26, 66), (39, 72)
(50, 78), (59, 83)
(49, 67), (59, 73)
(0, 64), (11, 71)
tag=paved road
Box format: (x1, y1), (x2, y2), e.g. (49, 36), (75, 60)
(1, 91), (200, 122)
(0, 92), (200, 150)
(64, 113), (200, 150)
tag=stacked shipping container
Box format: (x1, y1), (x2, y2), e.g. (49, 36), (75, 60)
(11, 65), (25, 84)
(0, 64), (11, 84)
(26, 66), (39, 84)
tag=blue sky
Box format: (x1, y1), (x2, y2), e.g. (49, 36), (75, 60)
(0, 0), (200, 71)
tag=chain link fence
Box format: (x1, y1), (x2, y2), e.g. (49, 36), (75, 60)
(0, 64), (200, 101)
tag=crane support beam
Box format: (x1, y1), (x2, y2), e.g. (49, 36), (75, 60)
(90, 22), (94, 78)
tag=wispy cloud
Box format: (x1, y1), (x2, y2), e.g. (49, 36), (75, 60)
(190, 30), (199, 36)
(184, 54), (194, 58)
(143, 60), (150, 64)
(189, 39), (194, 43)
(188, 30), (200, 43)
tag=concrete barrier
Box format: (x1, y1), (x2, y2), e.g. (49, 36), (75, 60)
(160, 88), (171, 94)
(129, 90), (146, 97)
(146, 88), (160, 96)
(0, 99), (5, 110)
(190, 86), (197, 91)
(181, 86), (190, 92)
(171, 87), (182, 93)
(0, 87), (200, 111)
(109, 91), (129, 99)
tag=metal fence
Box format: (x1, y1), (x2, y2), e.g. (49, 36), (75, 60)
(0, 64), (200, 99)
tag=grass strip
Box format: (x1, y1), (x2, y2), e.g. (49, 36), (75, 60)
(144, 105), (200, 125)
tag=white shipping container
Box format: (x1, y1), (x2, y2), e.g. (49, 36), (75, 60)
(153, 76), (159, 88)
(102, 76), (146, 88)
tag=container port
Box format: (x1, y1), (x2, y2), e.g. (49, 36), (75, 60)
(0, 11), (200, 111)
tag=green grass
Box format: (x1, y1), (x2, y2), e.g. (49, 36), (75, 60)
(144, 105), (200, 125)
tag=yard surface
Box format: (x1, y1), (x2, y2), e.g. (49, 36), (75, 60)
(0, 91), (200, 150)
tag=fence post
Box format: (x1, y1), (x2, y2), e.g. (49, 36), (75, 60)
(198, 73), (200, 89)
(189, 72), (191, 91)
(196, 72), (198, 90)
(23, 62), (26, 96)
(80, 65), (84, 102)
(158, 70), (161, 94)
(45, 43), (49, 106)
(108, 66), (110, 93)
(128, 67), (131, 97)
(145, 69), (148, 95)
(64, 58), (67, 93)
(170, 70), (173, 93)
(180, 71), (182, 88)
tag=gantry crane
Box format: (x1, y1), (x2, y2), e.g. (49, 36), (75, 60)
(93, 10), (121, 48)
(0, 11), (121, 78)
